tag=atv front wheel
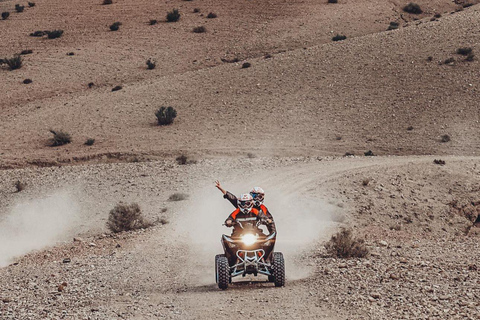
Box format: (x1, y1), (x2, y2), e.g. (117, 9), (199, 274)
(215, 254), (225, 283)
(216, 255), (230, 290)
(272, 252), (285, 287)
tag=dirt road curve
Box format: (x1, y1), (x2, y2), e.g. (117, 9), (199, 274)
(1, 155), (478, 319)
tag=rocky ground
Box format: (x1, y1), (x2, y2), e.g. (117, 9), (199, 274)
(0, 156), (478, 319)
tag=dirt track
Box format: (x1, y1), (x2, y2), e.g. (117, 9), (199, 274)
(1, 155), (479, 319)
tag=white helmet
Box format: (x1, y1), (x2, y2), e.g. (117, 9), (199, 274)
(250, 187), (265, 207)
(237, 193), (254, 214)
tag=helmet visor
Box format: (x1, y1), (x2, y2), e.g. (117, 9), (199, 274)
(239, 200), (253, 208)
(251, 193), (264, 202)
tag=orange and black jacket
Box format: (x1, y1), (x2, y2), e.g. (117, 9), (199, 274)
(223, 191), (276, 233)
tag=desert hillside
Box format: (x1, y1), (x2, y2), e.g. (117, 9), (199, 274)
(0, 0), (479, 319)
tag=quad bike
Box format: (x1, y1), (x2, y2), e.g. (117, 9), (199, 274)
(215, 218), (285, 290)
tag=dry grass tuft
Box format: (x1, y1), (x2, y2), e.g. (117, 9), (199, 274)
(325, 229), (369, 258)
(107, 202), (152, 233)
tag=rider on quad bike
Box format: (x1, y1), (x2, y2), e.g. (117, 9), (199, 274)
(216, 193), (285, 289)
(215, 181), (276, 234)
(225, 193), (267, 236)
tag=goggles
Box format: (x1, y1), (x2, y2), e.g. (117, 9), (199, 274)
(239, 200), (253, 208)
(251, 193), (264, 201)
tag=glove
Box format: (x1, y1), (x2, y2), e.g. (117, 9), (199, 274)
(225, 220), (233, 227)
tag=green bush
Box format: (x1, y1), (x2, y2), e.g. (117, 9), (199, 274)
(155, 106), (177, 125)
(146, 59), (156, 70)
(2, 12), (9, 20)
(456, 47), (472, 56)
(15, 4), (24, 13)
(403, 3), (422, 14)
(48, 130), (72, 146)
(387, 22), (399, 30)
(85, 138), (95, 146)
(332, 34), (346, 41)
(110, 22), (121, 31)
(103, 0), (112, 4)
(30, 30), (46, 37)
(46, 30), (63, 39)
(28, 2), (35, 7)
(166, 9), (180, 22)
(3, 55), (22, 70)
(207, 12), (217, 18)
(149, 19), (157, 25)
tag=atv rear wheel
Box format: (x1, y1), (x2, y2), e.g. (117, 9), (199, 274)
(216, 255), (230, 290)
(268, 275), (275, 282)
(272, 252), (285, 287)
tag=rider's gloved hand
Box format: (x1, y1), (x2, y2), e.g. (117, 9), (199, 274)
(225, 219), (233, 227)
(266, 218), (273, 224)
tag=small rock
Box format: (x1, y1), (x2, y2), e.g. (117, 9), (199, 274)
(371, 293), (381, 299)
(389, 273), (399, 280)
(338, 263), (348, 269)
(378, 240), (388, 247)
(2, 298), (12, 303)
(73, 237), (84, 242)
(63, 258), (71, 263)
(89, 243), (96, 247)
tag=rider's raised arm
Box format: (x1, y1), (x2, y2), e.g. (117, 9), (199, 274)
(224, 191), (239, 208)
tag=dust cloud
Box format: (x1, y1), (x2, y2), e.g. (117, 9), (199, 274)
(0, 190), (80, 267)
(176, 177), (340, 285)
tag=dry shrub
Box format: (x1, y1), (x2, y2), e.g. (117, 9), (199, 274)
(441, 134), (450, 142)
(48, 130), (71, 146)
(168, 193), (188, 201)
(325, 229), (369, 258)
(155, 106), (177, 125)
(193, 26), (206, 33)
(2, 55), (22, 70)
(332, 34), (346, 41)
(166, 9), (180, 22)
(362, 178), (370, 186)
(176, 154), (196, 165)
(14, 180), (26, 192)
(456, 47), (472, 56)
(107, 202), (151, 233)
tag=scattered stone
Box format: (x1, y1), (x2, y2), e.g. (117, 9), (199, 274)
(378, 240), (388, 247)
(73, 237), (84, 242)
(63, 258), (71, 263)
(389, 273), (399, 280)
(2, 298), (12, 303)
(89, 243), (97, 247)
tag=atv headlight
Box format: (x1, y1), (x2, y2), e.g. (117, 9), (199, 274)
(242, 234), (258, 246)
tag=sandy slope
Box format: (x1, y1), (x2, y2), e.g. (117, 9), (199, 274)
(1, 2), (479, 167)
